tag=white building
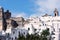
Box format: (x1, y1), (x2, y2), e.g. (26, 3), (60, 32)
(6, 27), (28, 40)
(1, 8), (60, 40)
(24, 8), (60, 40)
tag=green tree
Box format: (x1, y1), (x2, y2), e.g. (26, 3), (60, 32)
(17, 34), (25, 40)
(17, 28), (50, 40)
(26, 33), (40, 40)
(41, 28), (50, 40)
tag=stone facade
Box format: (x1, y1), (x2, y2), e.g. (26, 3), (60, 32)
(0, 7), (5, 31)
(0, 7), (25, 31)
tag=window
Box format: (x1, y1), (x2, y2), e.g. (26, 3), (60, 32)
(19, 31), (20, 35)
(28, 28), (30, 31)
(51, 31), (55, 35)
(39, 25), (41, 26)
(15, 37), (17, 40)
(24, 32), (25, 34)
(53, 28), (55, 32)
(45, 24), (46, 26)
(13, 31), (15, 34)
(47, 28), (49, 31)
(55, 13), (56, 16)
(43, 24), (44, 26)
(12, 38), (13, 40)
(59, 28), (60, 32)
(52, 37), (55, 40)
(7, 33), (9, 37)
(34, 29), (37, 31)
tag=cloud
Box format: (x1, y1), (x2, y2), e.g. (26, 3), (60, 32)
(12, 12), (28, 18)
(11, 0), (60, 18)
(15, 13), (26, 17)
(31, 0), (60, 17)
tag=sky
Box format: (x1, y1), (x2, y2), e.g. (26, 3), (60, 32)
(0, 0), (60, 18)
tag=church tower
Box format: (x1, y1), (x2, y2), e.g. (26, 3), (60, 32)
(54, 8), (59, 16)
(0, 6), (4, 31)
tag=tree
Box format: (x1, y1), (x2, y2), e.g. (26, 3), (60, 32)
(26, 33), (40, 40)
(17, 28), (50, 40)
(17, 33), (25, 40)
(41, 28), (50, 40)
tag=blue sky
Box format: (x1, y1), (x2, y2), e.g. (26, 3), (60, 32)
(0, 0), (37, 18)
(0, 0), (60, 18)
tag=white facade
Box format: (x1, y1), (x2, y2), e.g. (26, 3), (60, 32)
(1, 9), (60, 40)
(8, 27), (28, 40)
(1, 16), (60, 40)
(24, 16), (60, 40)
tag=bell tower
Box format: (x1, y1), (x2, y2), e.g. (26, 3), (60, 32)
(0, 6), (4, 31)
(54, 8), (59, 16)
